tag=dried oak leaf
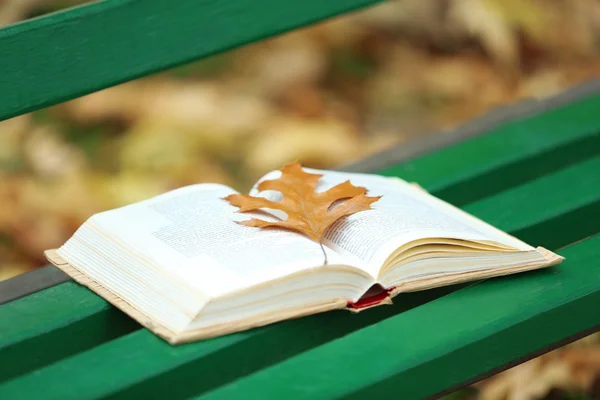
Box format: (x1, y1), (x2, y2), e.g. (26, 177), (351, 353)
(224, 162), (380, 264)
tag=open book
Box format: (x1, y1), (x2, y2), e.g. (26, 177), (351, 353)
(45, 168), (563, 344)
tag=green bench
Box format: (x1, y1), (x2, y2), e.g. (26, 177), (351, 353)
(1, 0), (600, 398)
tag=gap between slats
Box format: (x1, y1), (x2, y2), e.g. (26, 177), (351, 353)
(200, 234), (600, 400)
(1, 153), (599, 398)
(433, 130), (600, 207)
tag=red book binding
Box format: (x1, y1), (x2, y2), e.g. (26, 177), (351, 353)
(347, 286), (395, 310)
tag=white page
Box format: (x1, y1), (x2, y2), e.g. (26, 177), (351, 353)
(90, 183), (349, 298)
(251, 168), (533, 276)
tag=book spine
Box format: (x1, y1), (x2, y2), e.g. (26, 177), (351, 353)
(346, 287), (395, 311)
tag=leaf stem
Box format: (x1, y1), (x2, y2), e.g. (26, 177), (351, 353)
(319, 240), (328, 265)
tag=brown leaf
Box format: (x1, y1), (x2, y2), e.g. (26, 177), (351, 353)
(224, 162), (380, 264)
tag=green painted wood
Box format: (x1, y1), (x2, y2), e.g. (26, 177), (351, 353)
(464, 155), (600, 250)
(0, 282), (138, 382)
(200, 234), (600, 400)
(1, 155), (599, 399)
(379, 93), (600, 206)
(3, 98), (595, 382)
(0, 0), (596, 394)
(0, 0), (382, 122)
(0, 265), (70, 306)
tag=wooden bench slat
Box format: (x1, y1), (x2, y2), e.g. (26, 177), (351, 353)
(465, 155), (600, 250)
(379, 93), (600, 206)
(1, 154), (598, 398)
(199, 234), (600, 400)
(195, 158), (600, 400)
(2, 96), (594, 380)
(5, 87), (597, 306)
(0, 265), (70, 306)
(0, 0), (382, 122)
(0, 282), (138, 382)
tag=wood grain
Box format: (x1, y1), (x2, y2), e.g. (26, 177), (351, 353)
(0, 0), (382, 121)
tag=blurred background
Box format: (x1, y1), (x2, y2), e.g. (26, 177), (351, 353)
(1, 1), (599, 398)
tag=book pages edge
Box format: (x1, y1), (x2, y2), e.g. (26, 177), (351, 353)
(388, 246), (564, 296)
(173, 298), (348, 344)
(44, 249), (180, 344)
(43, 249), (350, 345)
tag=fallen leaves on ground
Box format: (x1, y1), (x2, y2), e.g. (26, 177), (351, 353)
(2, 0), (600, 286)
(474, 335), (600, 400)
(2, 0), (600, 397)
(224, 162), (380, 263)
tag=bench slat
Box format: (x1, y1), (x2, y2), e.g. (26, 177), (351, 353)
(1, 130), (597, 383)
(0, 0), (381, 122)
(379, 93), (600, 206)
(195, 158), (600, 400)
(0, 265), (70, 306)
(1, 154), (598, 399)
(2, 97), (594, 379)
(200, 234), (600, 400)
(4, 89), (598, 305)
(465, 155), (600, 250)
(0, 282), (138, 382)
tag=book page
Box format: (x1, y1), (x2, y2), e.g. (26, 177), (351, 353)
(88, 183), (349, 298)
(251, 169), (533, 276)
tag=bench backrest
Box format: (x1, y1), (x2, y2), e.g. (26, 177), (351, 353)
(0, 0), (382, 122)
(1, 86), (599, 397)
(1, 1), (600, 398)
